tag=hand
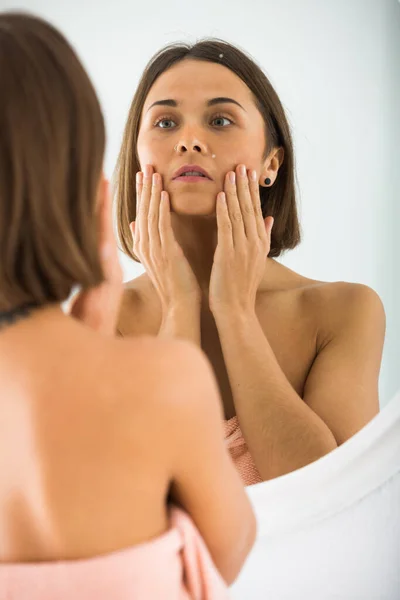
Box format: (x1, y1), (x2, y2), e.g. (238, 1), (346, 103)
(132, 165), (201, 312)
(209, 165), (273, 315)
(69, 179), (123, 335)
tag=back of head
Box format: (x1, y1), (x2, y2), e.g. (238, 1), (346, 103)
(0, 12), (105, 313)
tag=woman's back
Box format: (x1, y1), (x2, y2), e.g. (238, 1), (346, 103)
(0, 304), (255, 587)
(0, 12), (256, 593)
(0, 305), (174, 562)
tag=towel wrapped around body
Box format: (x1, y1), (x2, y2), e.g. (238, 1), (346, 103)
(224, 416), (262, 486)
(0, 507), (229, 600)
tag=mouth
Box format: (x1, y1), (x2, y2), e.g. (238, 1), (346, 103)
(172, 164), (212, 182)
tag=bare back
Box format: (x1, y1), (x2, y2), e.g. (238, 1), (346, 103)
(0, 305), (255, 584)
(0, 307), (173, 562)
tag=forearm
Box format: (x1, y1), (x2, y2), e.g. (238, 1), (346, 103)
(158, 301), (201, 346)
(214, 309), (337, 480)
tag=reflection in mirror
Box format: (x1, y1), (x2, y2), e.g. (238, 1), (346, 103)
(114, 39), (386, 484)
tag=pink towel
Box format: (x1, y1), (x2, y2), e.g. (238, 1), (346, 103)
(224, 416), (262, 486)
(0, 507), (229, 600)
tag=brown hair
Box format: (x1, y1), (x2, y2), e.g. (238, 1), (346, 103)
(115, 39), (300, 261)
(0, 12), (105, 312)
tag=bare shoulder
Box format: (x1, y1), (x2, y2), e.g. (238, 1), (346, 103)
(260, 261), (385, 331)
(111, 333), (219, 419)
(117, 275), (161, 337)
(286, 281), (386, 366)
(301, 281), (385, 325)
(259, 261), (385, 353)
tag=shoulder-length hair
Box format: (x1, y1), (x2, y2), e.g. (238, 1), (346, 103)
(0, 12), (105, 312)
(115, 39), (300, 261)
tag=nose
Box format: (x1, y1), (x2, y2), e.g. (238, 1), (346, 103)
(174, 132), (208, 155)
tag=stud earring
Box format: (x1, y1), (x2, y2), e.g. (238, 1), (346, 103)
(264, 178), (271, 186)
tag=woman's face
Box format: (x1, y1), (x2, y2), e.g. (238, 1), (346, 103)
(137, 59), (269, 215)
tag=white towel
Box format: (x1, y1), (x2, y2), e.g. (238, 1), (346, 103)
(232, 392), (400, 599)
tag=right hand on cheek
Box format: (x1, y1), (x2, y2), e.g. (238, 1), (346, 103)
(132, 165), (201, 313)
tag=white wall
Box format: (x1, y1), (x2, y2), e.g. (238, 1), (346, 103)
(1, 0), (399, 405)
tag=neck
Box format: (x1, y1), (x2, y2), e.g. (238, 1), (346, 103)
(170, 213), (281, 307)
(171, 213), (218, 298)
(0, 302), (64, 331)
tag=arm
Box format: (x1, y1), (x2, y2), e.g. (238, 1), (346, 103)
(213, 284), (385, 481)
(166, 341), (256, 586)
(158, 300), (201, 346)
(302, 284), (385, 442)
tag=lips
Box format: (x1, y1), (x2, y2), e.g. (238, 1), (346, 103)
(172, 164), (212, 180)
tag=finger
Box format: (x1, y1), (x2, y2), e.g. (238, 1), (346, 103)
(224, 171), (246, 248)
(159, 191), (180, 256)
(265, 216), (274, 250)
(216, 192), (233, 251)
(248, 170), (264, 218)
(136, 171), (143, 213)
(133, 173), (142, 252)
(249, 169), (267, 239)
(130, 220), (139, 248)
(138, 165), (153, 251)
(235, 164), (257, 240)
(148, 172), (162, 253)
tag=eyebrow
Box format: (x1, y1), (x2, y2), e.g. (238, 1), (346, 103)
(147, 97), (246, 112)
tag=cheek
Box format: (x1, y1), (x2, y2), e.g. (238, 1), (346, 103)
(136, 135), (152, 168)
(217, 134), (263, 168)
(137, 133), (168, 170)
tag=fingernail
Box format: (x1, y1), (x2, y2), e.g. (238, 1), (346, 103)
(239, 165), (246, 177)
(229, 172), (236, 184)
(136, 172), (143, 183)
(144, 165), (152, 178)
(152, 173), (159, 185)
(250, 169), (257, 182)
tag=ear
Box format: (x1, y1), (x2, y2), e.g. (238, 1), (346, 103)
(260, 147), (285, 187)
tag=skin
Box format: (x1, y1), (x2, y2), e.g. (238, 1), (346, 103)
(0, 179), (256, 585)
(136, 59), (282, 294)
(118, 59), (386, 480)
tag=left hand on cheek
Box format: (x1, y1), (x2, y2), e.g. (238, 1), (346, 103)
(209, 164), (273, 315)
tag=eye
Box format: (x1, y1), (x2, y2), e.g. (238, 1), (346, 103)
(154, 118), (177, 129)
(211, 115), (233, 127)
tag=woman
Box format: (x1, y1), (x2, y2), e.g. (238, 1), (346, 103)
(115, 40), (386, 485)
(0, 13), (255, 597)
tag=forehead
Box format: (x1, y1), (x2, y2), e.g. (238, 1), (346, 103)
(143, 59), (255, 109)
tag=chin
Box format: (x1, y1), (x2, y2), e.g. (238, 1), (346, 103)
(170, 195), (216, 217)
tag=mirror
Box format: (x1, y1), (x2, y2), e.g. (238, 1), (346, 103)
(67, 0), (398, 408)
(1, 0), (399, 597)
(2, 0), (397, 431)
